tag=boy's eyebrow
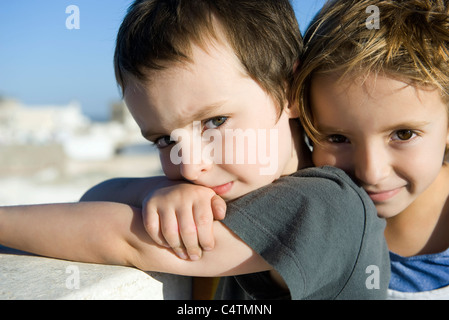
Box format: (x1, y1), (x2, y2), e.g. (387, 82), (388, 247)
(141, 101), (228, 140)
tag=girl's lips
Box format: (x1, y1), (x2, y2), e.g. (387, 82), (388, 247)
(366, 187), (402, 202)
(211, 182), (233, 196)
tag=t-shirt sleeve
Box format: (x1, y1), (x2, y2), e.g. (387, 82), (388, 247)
(222, 166), (387, 300)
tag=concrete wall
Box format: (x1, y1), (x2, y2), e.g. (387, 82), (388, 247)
(0, 246), (192, 300)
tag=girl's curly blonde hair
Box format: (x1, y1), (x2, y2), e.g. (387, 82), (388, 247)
(294, 0), (449, 145)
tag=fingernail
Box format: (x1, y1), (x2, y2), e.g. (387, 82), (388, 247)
(189, 254), (200, 261)
(177, 252), (188, 260)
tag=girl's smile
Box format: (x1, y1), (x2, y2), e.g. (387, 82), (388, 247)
(365, 187), (403, 203)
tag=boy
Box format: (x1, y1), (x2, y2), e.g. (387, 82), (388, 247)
(294, 0), (449, 298)
(0, 0), (389, 299)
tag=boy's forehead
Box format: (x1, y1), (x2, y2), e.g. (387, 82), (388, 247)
(123, 42), (245, 100)
(125, 37), (247, 87)
(123, 42), (249, 138)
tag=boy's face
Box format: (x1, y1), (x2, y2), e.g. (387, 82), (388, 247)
(310, 73), (449, 218)
(124, 41), (300, 201)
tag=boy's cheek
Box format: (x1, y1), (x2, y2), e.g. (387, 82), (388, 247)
(159, 153), (182, 180)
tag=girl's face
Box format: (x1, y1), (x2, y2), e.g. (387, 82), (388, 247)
(310, 73), (449, 218)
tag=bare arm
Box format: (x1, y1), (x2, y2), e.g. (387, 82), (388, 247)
(80, 176), (180, 207)
(80, 177), (227, 257)
(0, 202), (270, 277)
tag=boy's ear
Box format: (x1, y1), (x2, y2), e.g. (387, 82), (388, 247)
(293, 59), (300, 73)
(284, 101), (300, 119)
(284, 59), (301, 119)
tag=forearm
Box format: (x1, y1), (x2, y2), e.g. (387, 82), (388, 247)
(80, 176), (185, 207)
(0, 202), (270, 276)
(0, 202), (138, 266)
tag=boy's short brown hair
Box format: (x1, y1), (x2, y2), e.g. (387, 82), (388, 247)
(114, 0), (302, 111)
(294, 0), (449, 142)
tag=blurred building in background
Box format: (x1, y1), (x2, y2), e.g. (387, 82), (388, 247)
(0, 97), (162, 205)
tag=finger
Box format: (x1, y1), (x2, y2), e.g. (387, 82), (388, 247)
(193, 200), (215, 251)
(159, 208), (188, 260)
(143, 206), (169, 248)
(211, 195), (226, 220)
(177, 206), (202, 261)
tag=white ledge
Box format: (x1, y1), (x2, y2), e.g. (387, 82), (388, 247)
(0, 246), (192, 300)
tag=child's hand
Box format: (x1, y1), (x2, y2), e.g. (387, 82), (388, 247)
(142, 183), (226, 260)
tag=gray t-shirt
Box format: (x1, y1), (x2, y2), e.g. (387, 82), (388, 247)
(215, 166), (390, 300)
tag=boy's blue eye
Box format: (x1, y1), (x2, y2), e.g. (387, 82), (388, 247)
(204, 116), (228, 130)
(153, 117), (228, 149)
(155, 135), (173, 149)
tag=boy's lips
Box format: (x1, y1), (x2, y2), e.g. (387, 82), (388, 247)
(211, 182), (234, 196)
(366, 187), (402, 202)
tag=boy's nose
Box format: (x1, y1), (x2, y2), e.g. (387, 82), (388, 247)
(174, 128), (214, 181)
(354, 144), (390, 186)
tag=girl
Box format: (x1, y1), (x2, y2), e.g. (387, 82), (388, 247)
(295, 0), (449, 299)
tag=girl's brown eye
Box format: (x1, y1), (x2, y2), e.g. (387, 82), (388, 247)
(396, 130), (414, 141)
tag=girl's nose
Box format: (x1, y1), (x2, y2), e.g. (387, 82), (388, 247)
(354, 144), (390, 186)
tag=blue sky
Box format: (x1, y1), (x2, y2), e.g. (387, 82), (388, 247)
(0, 0), (326, 121)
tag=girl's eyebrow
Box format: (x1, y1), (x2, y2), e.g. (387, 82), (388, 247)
(313, 122), (345, 134)
(380, 121), (431, 132)
(315, 121), (431, 134)
(141, 100), (228, 140)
